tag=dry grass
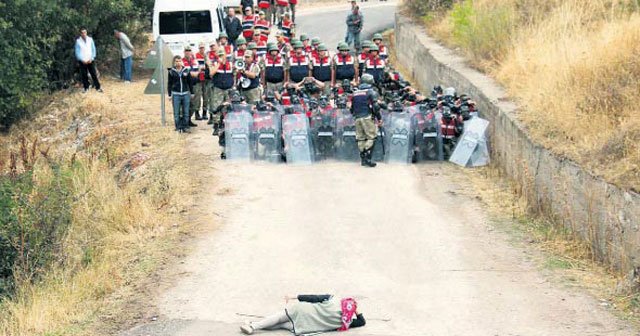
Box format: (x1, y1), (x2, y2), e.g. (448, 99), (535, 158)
(423, 0), (640, 191)
(457, 164), (640, 321)
(0, 79), (195, 335)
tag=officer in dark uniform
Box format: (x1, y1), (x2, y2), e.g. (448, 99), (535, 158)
(351, 73), (381, 167)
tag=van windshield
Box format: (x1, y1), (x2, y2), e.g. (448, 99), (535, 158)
(159, 11), (213, 35)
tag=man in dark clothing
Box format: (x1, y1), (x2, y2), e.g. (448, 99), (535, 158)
(351, 73), (380, 167)
(345, 6), (363, 52)
(224, 8), (243, 48)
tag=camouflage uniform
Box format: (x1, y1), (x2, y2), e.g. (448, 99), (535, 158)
(241, 57), (262, 104)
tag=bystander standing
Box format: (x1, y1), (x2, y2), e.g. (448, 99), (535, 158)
(114, 29), (134, 83)
(74, 28), (103, 93)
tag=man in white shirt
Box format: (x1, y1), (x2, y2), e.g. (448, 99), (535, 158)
(74, 28), (102, 93)
(114, 29), (134, 83)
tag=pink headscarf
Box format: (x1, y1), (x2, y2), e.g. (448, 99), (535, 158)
(337, 297), (358, 331)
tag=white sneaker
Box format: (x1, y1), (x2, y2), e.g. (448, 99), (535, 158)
(124, 81), (131, 84)
(240, 324), (254, 335)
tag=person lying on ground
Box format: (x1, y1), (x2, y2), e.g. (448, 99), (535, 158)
(240, 294), (366, 335)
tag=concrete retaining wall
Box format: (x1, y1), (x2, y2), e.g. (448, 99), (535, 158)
(394, 14), (640, 277)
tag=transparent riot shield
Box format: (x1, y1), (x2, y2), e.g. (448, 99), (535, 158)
(310, 106), (337, 160)
(383, 110), (414, 164)
(335, 109), (359, 161)
(411, 106), (444, 162)
(371, 109), (389, 162)
(282, 114), (313, 164)
(224, 110), (254, 161)
(252, 110), (282, 163)
(449, 116), (490, 167)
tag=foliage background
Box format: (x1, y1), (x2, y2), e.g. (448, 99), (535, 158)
(0, 0), (154, 128)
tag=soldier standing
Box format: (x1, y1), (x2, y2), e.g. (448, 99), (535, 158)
(372, 33), (388, 61)
(182, 45), (199, 127)
(300, 34), (312, 55)
(262, 44), (288, 93)
(239, 50), (262, 104)
(332, 42), (357, 87)
(288, 41), (311, 86)
(194, 42), (210, 120)
(351, 73), (381, 167)
(242, 7), (258, 41)
(364, 44), (386, 85)
(257, 0), (272, 23)
(206, 41), (220, 124)
(218, 32), (234, 63)
(234, 37), (248, 61)
(311, 44), (332, 96)
(255, 11), (271, 43)
(357, 40), (371, 78)
(209, 48), (235, 135)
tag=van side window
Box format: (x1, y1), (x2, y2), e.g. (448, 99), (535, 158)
(159, 11), (213, 35)
(186, 11), (213, 33)
(160, 11), (185, 35)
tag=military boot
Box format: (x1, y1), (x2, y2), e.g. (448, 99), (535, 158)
(207, 111), (214, 125)
(364, 149), (377, 167)
(360, 151), (367, 166)
(213, 122), (220, 136)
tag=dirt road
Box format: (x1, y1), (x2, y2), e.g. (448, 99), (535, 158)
(122, 3), (636, 336)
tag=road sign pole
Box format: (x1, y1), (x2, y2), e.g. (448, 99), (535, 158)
(159, 37), (166, 126)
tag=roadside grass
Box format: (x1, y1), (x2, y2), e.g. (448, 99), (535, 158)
(0, 79), (197, 335)
(457, 164), (640, 322)
(414, 0), (640, 192)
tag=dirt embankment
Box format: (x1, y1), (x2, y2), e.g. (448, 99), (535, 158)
(412, 0), (640, 192)
(0, 77), (213, 336)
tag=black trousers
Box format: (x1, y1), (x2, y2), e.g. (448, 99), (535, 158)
(79, 61), (101, 90)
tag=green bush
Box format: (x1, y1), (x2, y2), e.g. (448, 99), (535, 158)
(450, 0), (516, 66)
(0, 161), (75, 297)
(0, 0), (153, 128)
(404, 0), (455, 18)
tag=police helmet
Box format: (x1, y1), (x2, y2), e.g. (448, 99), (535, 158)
(362, 40), (372, 49)
(236, 37), (247, 45)
(218, 32), (228, 40)
(369, 44), (379, 52)
(268, 44), (279, 52)
(311, 37), (321, 45)
(247, 42), (257, 49)
(300, 34), (309, 41)
(317, 44), (327, 52)
(372, 33), (383, 41)
(338, 42), (349, 51)
(293, 41), (304, 49)
(361, 73), (374, 85)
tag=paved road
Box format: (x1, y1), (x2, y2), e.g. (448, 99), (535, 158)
(122, 3), (636, 336)
(296, 2), (397, 50)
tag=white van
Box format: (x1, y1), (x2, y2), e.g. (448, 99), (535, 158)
(152, 0), (228, 56)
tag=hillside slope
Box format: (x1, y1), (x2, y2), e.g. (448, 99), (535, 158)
(421, 0), (639, 191)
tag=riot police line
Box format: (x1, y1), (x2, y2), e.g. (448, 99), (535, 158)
(214, 71), (481, 166)
(167, 29), (484, 166)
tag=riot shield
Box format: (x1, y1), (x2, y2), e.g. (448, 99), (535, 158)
(310, 106), (337, 160)
(224, 110), (254, 161)
(335, 109), (359, 161)
(282, 114), (313, 165)
(371, 109), (389, 162)
(383, 110), (414, 164)
(449, 116), (490, 167)
(285, 103), (307, 116)
(252, 111), (282, 163)
(412, 106), (444, 162)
